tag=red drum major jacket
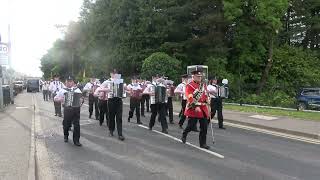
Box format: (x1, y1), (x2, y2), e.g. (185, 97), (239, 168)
(184, 80), (209, 119)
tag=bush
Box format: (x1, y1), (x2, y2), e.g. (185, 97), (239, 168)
(241, 91), (295, 108)
(141, 52), (181, 81)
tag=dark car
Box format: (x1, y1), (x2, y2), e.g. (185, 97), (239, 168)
(27, 79), (40, 92)
(296, 88), (320, 111)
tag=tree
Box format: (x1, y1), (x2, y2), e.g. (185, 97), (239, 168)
(141, 52), (181, 81)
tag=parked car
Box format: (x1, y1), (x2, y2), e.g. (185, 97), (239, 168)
(13, 81), (24, 94)
(296, 88), (320, 111)
(27, 79), (40, 92)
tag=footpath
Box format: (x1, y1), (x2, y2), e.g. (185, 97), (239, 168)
(171, 101), (320, 140)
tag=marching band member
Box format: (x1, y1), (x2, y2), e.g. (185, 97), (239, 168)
(207, 77), (225, 129)
(174, 74), (189, 129)
(140, 79), (150, 117)
(103, 70), (125, 141)
(54, 75), (84, 146)
(143, 75), (168, 134)
(181, 69), (210, 149)
(83, 77), (100, 120)
(127, 76), (143, 124)
(94, 78), (109, 126)
(166, 80), (175, 124)
(49, 74), (65, 117)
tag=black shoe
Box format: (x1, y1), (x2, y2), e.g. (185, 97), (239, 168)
(200, 144), (210, 149)
(128, 117), (130, 122)
(219, 127), (226, 130)
(137, 121), (143, 125)
(141, 115), (145, 117)
(181, 136), (186, 144)
(179, 125), (183, 129)
(118, 135), (125, 141)
(169, 121), (174, 124)
(74, 142), (82, 146)
(99, 122), (103, 126)
(55, 114), (57, 116)
(162, 129), (168, 134)
(109, 131), (114, 136)
(149, 127), (152, 131)
(64, 137), (68, 143)
(58, 114), (62, 117)
(89, 115), (92, 119)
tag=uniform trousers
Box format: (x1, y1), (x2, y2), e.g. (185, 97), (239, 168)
(108, 98), (123, 136)
(149, 103), (168, 131)
(129, 97), (141, 123)
(63, 107), (80, 143)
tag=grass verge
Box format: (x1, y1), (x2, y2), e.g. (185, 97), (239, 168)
(224, 104), (320, 121)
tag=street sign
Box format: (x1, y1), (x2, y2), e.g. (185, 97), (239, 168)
(0, 43), (9, 65)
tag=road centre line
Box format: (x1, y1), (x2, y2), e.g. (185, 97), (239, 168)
(138, 124), (225, 159)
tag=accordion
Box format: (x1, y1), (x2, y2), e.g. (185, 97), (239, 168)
(150, 85), (167, 104)
(217, 85), (229, 99)
(131, 84), (142, 99)
(106, 80), (125, 98)
(64, 88), (82, 107)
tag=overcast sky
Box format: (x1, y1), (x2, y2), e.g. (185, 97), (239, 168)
(0, 0), (83, 77)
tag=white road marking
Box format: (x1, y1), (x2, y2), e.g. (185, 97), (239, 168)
(250, 115), (278, 121)
(16, 106), (29, 109)
(28, 97), (36, 180)
(220, 121), (320, 145)
(33, 95), (54, 180)
(138, 125), (225, 159)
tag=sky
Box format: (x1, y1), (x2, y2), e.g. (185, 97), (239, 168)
(0, 0), (83, 77)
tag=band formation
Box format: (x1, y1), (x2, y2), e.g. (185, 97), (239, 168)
(43, 65), (228, 149)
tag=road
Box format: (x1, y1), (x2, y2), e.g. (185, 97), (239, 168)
(1, 92), (320, 180)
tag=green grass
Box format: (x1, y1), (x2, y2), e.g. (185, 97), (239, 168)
(224, 104), (320, 121)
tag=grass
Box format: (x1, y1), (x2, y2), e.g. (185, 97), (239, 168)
(224, 104), (320, 121)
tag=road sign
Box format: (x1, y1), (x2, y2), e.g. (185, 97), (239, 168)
(0, 43), (9, 65)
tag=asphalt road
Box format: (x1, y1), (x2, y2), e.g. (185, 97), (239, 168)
(3, 92), (320, 180)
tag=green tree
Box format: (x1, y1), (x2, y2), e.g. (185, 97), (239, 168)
(141, 52), (181, 81)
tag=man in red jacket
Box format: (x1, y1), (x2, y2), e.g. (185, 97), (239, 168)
(181, 69), (210, 149)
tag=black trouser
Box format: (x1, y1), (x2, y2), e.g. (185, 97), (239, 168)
(166, 97), (173, 123)
(53, 93), (62, 116)
(108, 98), (123, 136)
(149, 103), (168, 131)
(89, 94), (99, 119)
(129, 97), (141, 123)
(98, 99), (109, 126)
(63, 107), (80, 143)
(211, 98), (224, 128)
(141, 94), (150, 115)
(43, 90), (49, 101)
(178, 100), (187, 126)
(183, 118), (208, 146)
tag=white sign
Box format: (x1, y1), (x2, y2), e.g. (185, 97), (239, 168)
(0, 43), (9, 65)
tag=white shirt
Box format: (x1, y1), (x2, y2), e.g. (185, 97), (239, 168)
(42, 83), (50, 91)
(174, 82), (187, 100)
(83, 81), (100, 94)
(207, 84), (218, 98)
(49, 81), (65, 93)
